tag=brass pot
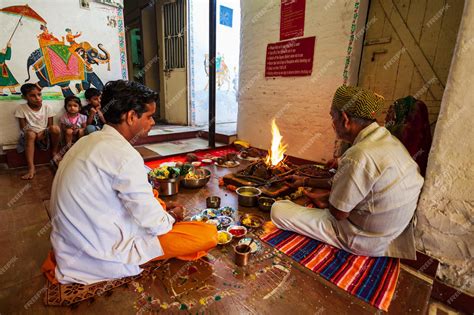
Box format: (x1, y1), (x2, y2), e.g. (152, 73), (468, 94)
(152, 177), (180, 196)
(236, 186), (262, 207)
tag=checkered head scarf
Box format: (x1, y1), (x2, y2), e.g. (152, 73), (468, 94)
(331, 85), (385, 120)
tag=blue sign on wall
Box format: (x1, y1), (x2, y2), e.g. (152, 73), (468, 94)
(219, 5), (233, 27)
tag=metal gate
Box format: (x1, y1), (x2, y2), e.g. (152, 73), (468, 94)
(163, 0), (186, 70)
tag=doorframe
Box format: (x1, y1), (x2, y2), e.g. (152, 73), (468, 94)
(186, 0), (192, 126)
(140, 3), (161, 120)
(124, 19), (145, 84)
(155, 2), (167, 121)
(354, 0), (372, 86)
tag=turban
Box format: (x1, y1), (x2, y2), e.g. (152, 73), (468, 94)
(332, 85), (385, 120)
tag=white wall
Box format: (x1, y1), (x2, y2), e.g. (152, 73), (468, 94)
(237, 0), (366, 162)
(0, 0), (126, 146)
(415, 1), (473, 295)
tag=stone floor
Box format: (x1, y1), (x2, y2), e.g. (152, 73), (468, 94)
(0, 159), (456, 315)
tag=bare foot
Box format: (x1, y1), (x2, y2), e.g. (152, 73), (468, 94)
(303, 189), (330, 208)
(303, 189), (330, 200)
(21, 168), (36, 180)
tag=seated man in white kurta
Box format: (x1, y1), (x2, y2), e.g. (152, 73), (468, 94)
(42, 80), (217, 285)
(271, 85), (424, 259)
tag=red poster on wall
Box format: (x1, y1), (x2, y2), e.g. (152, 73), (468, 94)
(265, 36), (316, 77)
(280, 0), (306, 41)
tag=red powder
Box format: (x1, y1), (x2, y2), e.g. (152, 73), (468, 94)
(229, 228), (245, 237)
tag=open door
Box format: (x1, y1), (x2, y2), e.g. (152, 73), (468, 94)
(161, 0), (188, 125)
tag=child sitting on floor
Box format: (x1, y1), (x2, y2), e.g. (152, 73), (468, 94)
(15, 84), (61, 180)
(59, 96), (87, 148)
(81, 88), (105, 134)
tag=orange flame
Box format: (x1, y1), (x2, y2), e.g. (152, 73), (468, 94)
(265, 119), (287, 167)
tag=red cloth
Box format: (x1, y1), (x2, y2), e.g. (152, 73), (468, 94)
(144, 147), (238, 169)
(386, 97), (432, 176)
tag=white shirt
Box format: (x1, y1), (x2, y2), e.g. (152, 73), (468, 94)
(329, 122), (424, 259)
(14, 103), (54, 133)
(49, 125), (175, 284)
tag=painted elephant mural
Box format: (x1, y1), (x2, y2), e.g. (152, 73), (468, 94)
(25, 41), (110, 97)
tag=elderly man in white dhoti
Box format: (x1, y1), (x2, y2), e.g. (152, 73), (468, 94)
(271, 86), (424, 259)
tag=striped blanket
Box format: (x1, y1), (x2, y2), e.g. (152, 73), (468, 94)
(260, 227), (400, 311)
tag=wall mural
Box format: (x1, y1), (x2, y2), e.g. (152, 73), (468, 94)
(203, 53), (233, 92)
(0, 4), (110, 98)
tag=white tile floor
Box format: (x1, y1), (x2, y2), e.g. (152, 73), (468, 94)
(149, 123), (237, 137)
(148, 125), (204, 136)
(144, 138), (226, 156)
(201, 122), (237, 136)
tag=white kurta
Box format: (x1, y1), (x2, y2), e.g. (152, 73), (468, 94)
(49, 125), (175, 284)
(272, 122), (424, 259)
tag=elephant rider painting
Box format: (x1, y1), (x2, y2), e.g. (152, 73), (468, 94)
(65, 28), (82, 51)
(0, 42), (20, 96)
(38, 25), (61, 43)
(25, 39), (109, 97)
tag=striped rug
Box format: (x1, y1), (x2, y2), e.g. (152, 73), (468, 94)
(260, 227), (400, 311)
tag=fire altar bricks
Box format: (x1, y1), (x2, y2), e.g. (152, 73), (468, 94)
(223, 119), (333, 198)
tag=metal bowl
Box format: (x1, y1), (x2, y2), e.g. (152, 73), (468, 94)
(217, 230), (233, 245)
(201, 208), (220, 218)
(181, 168), (211, 188)
(206, 196), (221, 208)
(227, 225), (248, 238)
(236, 186), (262, 207)
(258, 197), (276, 212)
(240, 213), (265, 228)
(151, 177), (180, 196)
(217, 215), (234, 230)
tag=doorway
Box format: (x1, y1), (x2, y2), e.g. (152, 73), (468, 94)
(124, 0), (162, 121)
(188, 0), (240, 132)
(357, 0), (464, 132)
(124, 0), (240, 130)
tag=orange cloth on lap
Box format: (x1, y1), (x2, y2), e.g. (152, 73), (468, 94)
(152, 190), (218, 260)
(151, 190), (218, 259)
(153, 221), (217, 261)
